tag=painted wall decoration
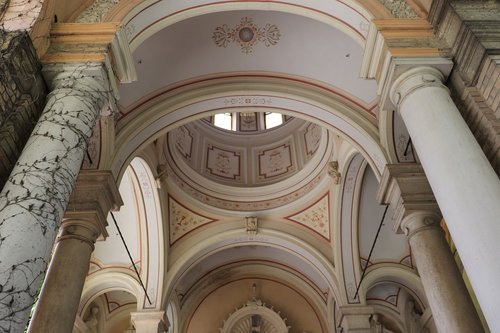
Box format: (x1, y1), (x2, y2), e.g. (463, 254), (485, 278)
(174, 126), (193, 160)
(238, 112), (258, 131)
(212, 17), (281, 53)
(169, 195), (216, 244)
(206, 145), (241, 180)
(286, 193), (330, 240)
(304, 123), (321, 158)
(258, 144), (293, 179)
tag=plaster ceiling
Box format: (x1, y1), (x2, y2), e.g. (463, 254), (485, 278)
(119, 10), (378, 110)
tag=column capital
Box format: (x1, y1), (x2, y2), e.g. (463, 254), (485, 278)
(131, 310), (168, 333)
(389, 66), (446, 107)
(64, 170), (122, 240)
(378, 57), (453, 113)
(338, 305), (374, 332)
(377, 163), (441, 234)
(400, 211), (441, 238)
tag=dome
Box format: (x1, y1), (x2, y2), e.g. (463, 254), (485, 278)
(164, 113), (333, 210)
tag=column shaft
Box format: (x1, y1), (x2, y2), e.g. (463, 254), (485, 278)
(26, 170), (121, 333)
(391, 67), (500, 332)
(0, 63), (110, 331)
(27, 221), (96, 333)
(405, 215), (483, 332)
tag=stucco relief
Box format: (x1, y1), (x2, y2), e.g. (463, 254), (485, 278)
(75, 0), (120, 23)
(169, 196), (215, 244)
(286, 194), (330, 240)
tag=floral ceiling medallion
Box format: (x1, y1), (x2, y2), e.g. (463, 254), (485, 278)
(213, 17), (281, 54)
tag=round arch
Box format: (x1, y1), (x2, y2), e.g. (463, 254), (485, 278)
(78, 269), (144, 316)
(160, 228), (344, 311)
(108, 77), (389, 183)
(110, 0), (385, 51)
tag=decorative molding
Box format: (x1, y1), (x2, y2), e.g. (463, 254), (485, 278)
(213, 17), (281, 54)
(286, 193), (330, 240)
(224, 97), (272, 106)
(168, 158), (325, 211)
(75, 0), (121, 23)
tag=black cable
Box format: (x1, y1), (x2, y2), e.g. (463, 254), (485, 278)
(403, 138), (412, 157)
(354, 204), (389, 299)
(86, 150), (93, 165)
(110, 211), (153, 304)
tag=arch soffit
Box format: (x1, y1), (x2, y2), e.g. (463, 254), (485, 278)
(358, 265), (428, 310)
(109, 79), (388, 183)
(181, 263), (330, 322)
(105, 0), (394, 28)
(110, 0), (382, 51)
(79, 269), (143, 316)
(160, 229), (343, 310)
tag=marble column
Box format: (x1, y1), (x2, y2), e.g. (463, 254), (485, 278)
(338, 306), (373, 333)
(0, 62), (112, 332)
(27, 170), (122, 333)
(378, 164), (483, 333)
(131, 311), (168, 333)
(388, 64), (500, 332)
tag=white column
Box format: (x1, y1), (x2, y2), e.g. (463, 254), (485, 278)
(0, 63), (111, 332)
(390, 66), (500, 332)
(131, 311), (168, 333)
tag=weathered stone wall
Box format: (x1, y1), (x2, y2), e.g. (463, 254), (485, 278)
(0, 29), (47, 189)
(429, 0), (500, 176)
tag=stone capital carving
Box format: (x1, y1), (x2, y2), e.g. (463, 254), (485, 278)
(377, 58), (453, 114)
(64, 170), (122, 240)
(400, 211), (441, 239)
(377, 164), (441, 234)
(389, 66), (447, 107)
(58, 218), (102, 249)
